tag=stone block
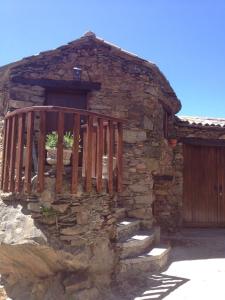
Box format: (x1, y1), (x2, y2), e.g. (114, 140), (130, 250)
(9, 99), (33, 109)
(134, 195), (153, 204)
(30, 95), (44, 104)
(51, 204), (69, 213)
(70, 237), (87, 247)
(60, 225), (87, 235)
(128, 208), (152, 219)
(27, 202), (41, 212)
(74, 287), (99, 300)
(129, 184), (149, 193)
(123, 129), (147, 143)
(143, 115), (153, 130)
(76, 211), (89, 225)
(64, 272), (91, 293)
(30, 85), (45, 96)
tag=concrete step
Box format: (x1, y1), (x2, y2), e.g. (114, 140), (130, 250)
(116, 218), (141, 241)
(119, 244), (171, 275)
(117, 230), (155, 259)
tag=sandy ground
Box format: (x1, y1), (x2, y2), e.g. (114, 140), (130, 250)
(115, 229), (225, 300)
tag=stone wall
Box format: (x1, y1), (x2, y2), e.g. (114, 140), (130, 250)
(153, 121), (225, 231)
(0, 33), (180, 227)
(0, 33), (185, 298)
(152, 141), (183, 232)
(0, 185), (119, 299)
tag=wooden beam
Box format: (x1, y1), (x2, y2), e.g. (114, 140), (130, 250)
(11, 77), (101, 92)
(180, 137), (225, 147)
(6, 106), (124, 123)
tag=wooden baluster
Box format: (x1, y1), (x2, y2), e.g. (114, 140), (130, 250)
(1, 119), (8, 190)
(71, 113), (80, 193)
(15, 114), (24, 193)
(96, 118), (103, 192)
(2, 119), (11, 192)
(56, 111), (64, 193)
(92, 125), (97, 178)
(85, 115), (93, 192)
(37, 111), (46, 192)
(9, 116), (18, 192)
(107, 120), (114, 194)
(24, 112), (34, 193)
(116, 122), (123, 192)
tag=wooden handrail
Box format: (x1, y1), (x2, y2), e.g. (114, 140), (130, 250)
(1, 106), (124, 195)
(5, 106), (125, 123)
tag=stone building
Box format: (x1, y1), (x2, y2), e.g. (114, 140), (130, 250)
(0, 32), (224, 299)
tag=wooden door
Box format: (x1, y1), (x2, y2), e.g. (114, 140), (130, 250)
(45, 90), (87, 132)
(183, 144), (225, 227)
(218, 147), (225, 224)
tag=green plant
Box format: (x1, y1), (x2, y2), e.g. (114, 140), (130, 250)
(45, 131), (75, 150)
(46, 131), (58, 149)
(63, 132), (74, 149)
(40, 205), (57, 218)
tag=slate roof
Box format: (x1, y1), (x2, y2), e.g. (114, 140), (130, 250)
(0, 31), (181, 114)
(177, 115), (225, 128)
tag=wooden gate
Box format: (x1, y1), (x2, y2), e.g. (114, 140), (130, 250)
(183, 144), (225, 226)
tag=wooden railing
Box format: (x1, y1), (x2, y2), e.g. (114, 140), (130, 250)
(0, 106), (123, 194)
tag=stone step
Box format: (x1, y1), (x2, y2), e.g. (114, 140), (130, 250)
(119, 244), (171, 275)
(116, 218), (141, 241)
(117, 230), (155, 259)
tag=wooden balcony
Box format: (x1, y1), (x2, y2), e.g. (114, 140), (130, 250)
(0, 106), (123, 195)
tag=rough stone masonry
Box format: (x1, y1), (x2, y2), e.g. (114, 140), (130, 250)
(0, 32), (185, 299)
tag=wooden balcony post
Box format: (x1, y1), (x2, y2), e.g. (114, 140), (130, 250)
(9, 116), (18, 192)
(37, 111), (46, 192)
(96, 118), (103, 192)
(116, 122), (123, 192)
(2, 119), (11, 192)
(56, 111), (64, 193)
(107, 120), (114, 194)
(24, 112), (34, 193)
(71, 113), (80, 193)
(85, 115), (93, 192)
(0, 119), (7, 190)
(15, 114), (25, 193)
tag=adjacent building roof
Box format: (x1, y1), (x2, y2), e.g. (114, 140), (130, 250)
(177, 115), (225, 128)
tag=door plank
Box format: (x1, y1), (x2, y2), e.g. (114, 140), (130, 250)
(183, 144), (218, 226)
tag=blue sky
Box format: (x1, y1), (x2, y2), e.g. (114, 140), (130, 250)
(1, 0), (225, 117)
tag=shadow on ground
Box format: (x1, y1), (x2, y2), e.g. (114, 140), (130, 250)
(129, 273), (188, 300)
(114, 228), (225, 300)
